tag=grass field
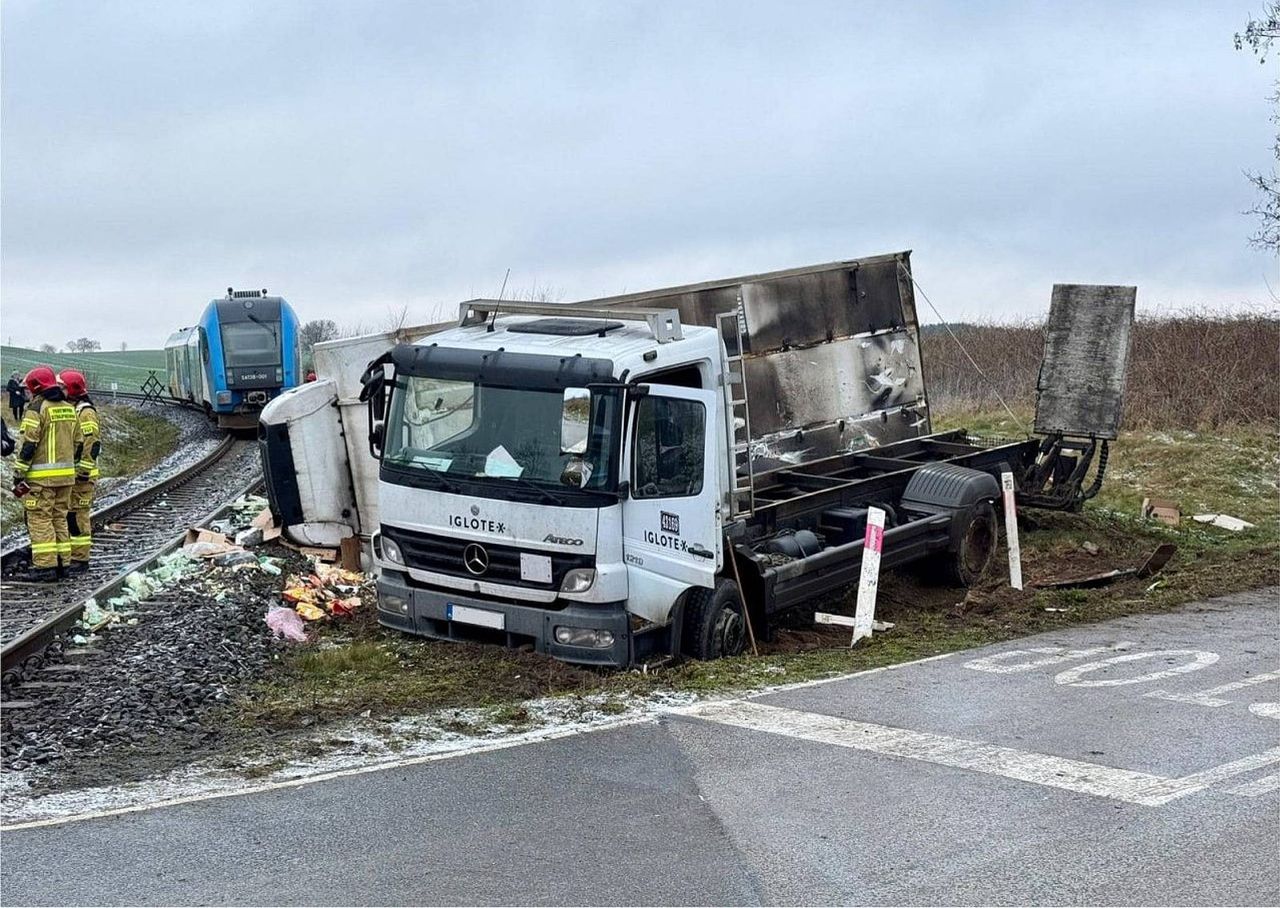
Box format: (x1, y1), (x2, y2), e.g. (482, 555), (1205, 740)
(0, 346), (166, 393)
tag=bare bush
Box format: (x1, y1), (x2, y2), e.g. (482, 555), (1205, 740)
(922, 310), (1280, 429)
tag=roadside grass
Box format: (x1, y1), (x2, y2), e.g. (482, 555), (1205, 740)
(0, 404), (179, 535)
(233, 411), (1278, 738)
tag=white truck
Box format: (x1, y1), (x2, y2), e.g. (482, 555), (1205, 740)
(259, 252), (1134, 667)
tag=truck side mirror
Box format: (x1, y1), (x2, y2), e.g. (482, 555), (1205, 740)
(560, 387), (590, 455)
(359, 352), (393, 459)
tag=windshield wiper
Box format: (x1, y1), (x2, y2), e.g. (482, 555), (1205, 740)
(423, 469), (462, 495)
(502, 476), (565, 506)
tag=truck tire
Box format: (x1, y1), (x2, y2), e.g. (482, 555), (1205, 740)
(942, 502), (998, 587)
(681, 578), (747, 661)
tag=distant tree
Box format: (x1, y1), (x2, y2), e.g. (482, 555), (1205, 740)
(1236, 4), (1280, 252)
(299, 319), (339, 349)
(298, 319), (340, 370)
(120, 341), (128, 352)
(38, 343), (57, 354)
(65, 337), (102, 353)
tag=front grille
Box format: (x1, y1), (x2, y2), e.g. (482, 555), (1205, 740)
(382, 525), (592, 589)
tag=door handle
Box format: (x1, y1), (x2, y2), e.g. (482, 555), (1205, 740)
(688, 544), (714, 559)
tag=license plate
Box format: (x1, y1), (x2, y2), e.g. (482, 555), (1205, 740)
(447, 603), (506, 630)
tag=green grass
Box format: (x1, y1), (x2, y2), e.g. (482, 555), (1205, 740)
(1, 346), (167, 393)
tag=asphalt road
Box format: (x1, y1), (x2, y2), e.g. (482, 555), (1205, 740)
(3, 589), (1278, 906)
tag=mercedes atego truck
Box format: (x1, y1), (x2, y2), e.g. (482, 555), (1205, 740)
(260, 252), (1134, 667)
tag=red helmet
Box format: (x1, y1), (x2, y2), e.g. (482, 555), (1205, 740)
(23, 365), (58, 395)
(59, 369), (88, 398)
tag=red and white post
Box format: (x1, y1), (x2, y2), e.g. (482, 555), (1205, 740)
(852, 506), (887, 645)
(1000, 471), (1023, 590)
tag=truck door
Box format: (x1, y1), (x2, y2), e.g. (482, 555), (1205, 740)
(621, 385), (721, 622)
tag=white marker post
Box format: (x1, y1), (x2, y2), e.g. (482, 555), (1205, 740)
(852, 506), (886, 645)
(1001, 471), (1023, 590)
(111, 381), (119, 402)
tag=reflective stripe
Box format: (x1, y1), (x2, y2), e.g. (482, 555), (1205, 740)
(56, 542), (72, 554)
(26, 465), (76, 479)
(69, 535), (92, 545)
(30, 542), (59, 553)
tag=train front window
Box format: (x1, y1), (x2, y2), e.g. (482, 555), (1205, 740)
(221, 320), (281, 366)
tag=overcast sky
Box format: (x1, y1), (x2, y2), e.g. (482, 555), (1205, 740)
(2, 0), (1275, 350)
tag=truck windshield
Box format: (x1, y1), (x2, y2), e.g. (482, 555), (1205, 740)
(221, 320), (281, 366)
(383, 376), (622, 496)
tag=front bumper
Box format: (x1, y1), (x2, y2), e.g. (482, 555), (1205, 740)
(376, 569), (632, 667)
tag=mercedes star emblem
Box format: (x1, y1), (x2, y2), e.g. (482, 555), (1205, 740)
(463, 543), (489, 575)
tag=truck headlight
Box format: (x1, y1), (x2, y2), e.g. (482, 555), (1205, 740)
(376, 534), (405, 566)
(554, 626), (614, 648)
(560, 568), (595, 593)
(379, 594), (409, 615)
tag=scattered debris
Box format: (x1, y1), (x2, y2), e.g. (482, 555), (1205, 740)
(1081, 541), (1099, 556)
(1036, 543), (1177, 590)
(1192, 513), (1255, 532)
(213, 550), (258, 568)
(1141, 497), (1181, 527)
(265, 606), (308, 643)
(281, 560), (370, 623)
(234, 527), (264, 548)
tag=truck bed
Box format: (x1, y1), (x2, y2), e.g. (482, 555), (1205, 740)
(731, 430), (1041, 618)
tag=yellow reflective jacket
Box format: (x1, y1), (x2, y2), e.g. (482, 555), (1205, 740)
(74, 399), (102, 480)
(15, 392), (82, 487)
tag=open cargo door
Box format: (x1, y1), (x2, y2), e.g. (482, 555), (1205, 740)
(1034, 284), (1136, 440)
(1018, 284), (1137, 511)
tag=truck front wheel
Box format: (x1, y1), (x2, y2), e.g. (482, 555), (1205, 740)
(681, 578), (747, 660)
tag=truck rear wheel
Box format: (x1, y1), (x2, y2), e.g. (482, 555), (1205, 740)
(944, 502), (998, 587)
(681, 578), (746, 661)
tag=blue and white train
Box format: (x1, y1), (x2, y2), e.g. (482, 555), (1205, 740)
(164, 288), (302, 429)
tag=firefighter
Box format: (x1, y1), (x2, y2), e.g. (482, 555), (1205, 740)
(59, 369), (100, 572)
(13, 366), (81, 581)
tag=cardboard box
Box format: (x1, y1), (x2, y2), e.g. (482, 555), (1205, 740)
(1141, 497), (1181, 527)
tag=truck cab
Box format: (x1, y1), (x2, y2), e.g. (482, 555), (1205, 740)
(370, 305), (733, 666)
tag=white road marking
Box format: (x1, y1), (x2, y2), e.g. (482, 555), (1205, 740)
(1224, 772), (1280, 797)
(683, 701), (1280, 808)
(1138, 748), (1280, 803)
(963, 643), (1132, 674)
(1053, 649), (1219, 687)
(1250, 702), (1280, 720)
(1, 652), (957, 832)
(1146, 669), (1280, 707)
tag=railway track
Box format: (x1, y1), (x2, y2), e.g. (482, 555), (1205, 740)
(1, 431), (264, 685)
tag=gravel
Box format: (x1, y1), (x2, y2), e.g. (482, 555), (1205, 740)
(1, 543), (311, 792)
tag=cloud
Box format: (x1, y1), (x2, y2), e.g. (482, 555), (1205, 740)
(1, 0), (1274, 349)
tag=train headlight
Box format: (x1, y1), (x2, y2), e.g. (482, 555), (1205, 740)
(275, 368), (283, 382)
(216, 391), (232, 405)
